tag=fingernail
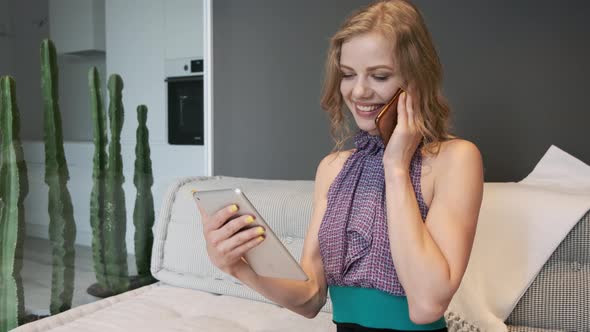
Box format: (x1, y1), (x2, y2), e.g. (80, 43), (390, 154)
(191, 189), (197, 193)
(257, 227), (265, 235)
(257, 236), (264, 242)
(229, 204), (238, 212)
(245, 216), (255, 224)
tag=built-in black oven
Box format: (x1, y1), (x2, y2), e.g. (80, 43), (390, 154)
(165, 58), (204, 145)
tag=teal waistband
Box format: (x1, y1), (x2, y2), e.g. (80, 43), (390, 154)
(329, 286), (447, 331)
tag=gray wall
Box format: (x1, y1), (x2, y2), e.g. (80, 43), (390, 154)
(213, 1), (590, 182)
(0, 0), (14, 76)
(5, 0), (49, 141)
(2, 0), (105, 142)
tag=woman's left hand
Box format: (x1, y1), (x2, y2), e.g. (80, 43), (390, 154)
(382, 90), (424, 172)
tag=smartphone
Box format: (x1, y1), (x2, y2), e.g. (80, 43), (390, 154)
(375, 88), (404, 147)
(193, 188), (309, 281)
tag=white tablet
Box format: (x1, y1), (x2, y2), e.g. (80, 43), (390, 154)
(193, 188), (309, 281)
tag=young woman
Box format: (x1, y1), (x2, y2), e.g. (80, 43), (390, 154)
(197, 1), (484, 331)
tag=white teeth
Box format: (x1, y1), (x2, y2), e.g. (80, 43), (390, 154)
(356, 104), (379, 112)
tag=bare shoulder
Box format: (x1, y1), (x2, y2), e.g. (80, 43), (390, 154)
(315, 149), (355, 194)
(429, 139), (484, 206)
(320, 149), (355, 172)
(433, 139), (483, 177)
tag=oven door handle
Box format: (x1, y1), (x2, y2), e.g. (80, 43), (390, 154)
(165, 75), (203, 83)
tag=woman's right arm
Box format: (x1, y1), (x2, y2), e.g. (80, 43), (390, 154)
(197, 153), (343, 318)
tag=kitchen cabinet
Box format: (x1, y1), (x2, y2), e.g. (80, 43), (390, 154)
(49, 0), (105, 54)
(164, 0), (203, 59)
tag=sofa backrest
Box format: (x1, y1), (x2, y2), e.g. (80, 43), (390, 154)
(151, 175), (589, 330)
(150, 176), (333, 312)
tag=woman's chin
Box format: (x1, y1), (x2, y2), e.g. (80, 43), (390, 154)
(356, 121), (379, 136)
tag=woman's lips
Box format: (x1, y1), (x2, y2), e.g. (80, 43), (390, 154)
(354, 103), (384, 119)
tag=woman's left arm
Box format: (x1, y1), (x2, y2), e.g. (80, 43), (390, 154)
(384, 140), (484, 324)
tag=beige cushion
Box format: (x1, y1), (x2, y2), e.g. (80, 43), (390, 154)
(150, 176), (333, 312)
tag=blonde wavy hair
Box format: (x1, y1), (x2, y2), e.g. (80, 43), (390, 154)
(320, 0), (456, 156)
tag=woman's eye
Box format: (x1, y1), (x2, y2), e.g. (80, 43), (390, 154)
(341, 73), (354, 79)
(373, 75), (390, 81)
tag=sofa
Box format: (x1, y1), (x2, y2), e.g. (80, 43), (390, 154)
(11, 174), (589, 332)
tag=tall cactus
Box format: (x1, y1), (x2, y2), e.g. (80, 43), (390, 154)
(133, 105), (155, 281)
(88, 67), (108, 289)
(0, 76), (28, 331)
(40, 39), (77, 315)
(103, 74), (129, 293)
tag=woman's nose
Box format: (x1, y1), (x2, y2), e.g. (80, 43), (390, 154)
(352, 79), (372, 99)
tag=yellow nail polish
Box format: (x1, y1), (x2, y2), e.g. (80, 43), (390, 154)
(245, 216), (255, 224)
(229, 204), (238, 212)
(257, 236), (264, 242)
(257, 227), (265, 235)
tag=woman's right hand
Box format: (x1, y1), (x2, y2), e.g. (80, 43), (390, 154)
(197, 204), (266, 276)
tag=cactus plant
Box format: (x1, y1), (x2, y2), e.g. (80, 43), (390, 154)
(88, 67), (108, 290)
(133, 105), (155, 282)
(40, 39), (77, 315)
(0, 76), (29, 331)
(103, 74), (129, 293)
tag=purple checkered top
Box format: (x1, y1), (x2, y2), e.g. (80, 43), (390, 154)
(318, 130), (428, 296)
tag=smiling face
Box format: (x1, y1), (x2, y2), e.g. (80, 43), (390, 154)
(339, 32), (404, 135)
